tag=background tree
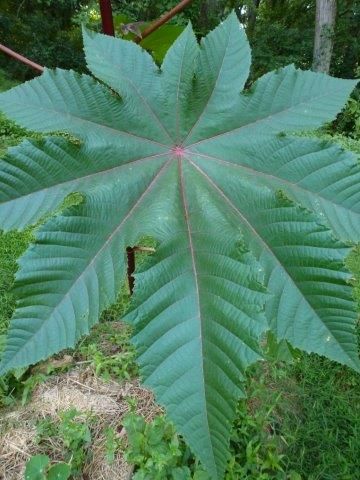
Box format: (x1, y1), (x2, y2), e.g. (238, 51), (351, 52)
(245, 0), (261, 39)
(312, 0), (337, 72)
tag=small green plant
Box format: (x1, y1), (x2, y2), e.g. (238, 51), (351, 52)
(78, 322), (138, 381)
(58, 409), (92, 473)
(25, 454), (70, 480)
(123, 395), (303, 480)
(36, 408), (92, 476)
(123, 413), (210, 479)
(103, 425), (122, 465)
(81, 342), (137, 379)
(327, 95), (360, 139)
(226, 393), (287, 479)
(20, 372), (47, 405)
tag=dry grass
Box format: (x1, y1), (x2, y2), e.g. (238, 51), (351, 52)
(0, 366), (161, 480)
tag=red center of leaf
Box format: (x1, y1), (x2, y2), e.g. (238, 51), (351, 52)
(172, 145), (186, 158)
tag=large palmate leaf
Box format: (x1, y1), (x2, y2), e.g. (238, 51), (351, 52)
(0, 12), (359, 479)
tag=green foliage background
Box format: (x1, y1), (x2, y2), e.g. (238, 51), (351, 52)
(1, 1), (358, 136)
(1, 1), (359, 79)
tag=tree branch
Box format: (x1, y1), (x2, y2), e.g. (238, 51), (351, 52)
(0, 44), (44, 73)
(135, 0), (193, 43)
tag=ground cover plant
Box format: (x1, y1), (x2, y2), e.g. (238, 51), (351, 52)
(0, 12), (359, 479)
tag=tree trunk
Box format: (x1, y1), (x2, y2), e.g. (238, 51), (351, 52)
(198, 0), (218, 33)
(312, 0), (337, 73)
(246, 0), (261, 39)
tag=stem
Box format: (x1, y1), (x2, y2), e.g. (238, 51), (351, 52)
(0, 43), (44, 73)
(126, 246), (156, 295)
(136, 0), (193, 43)
(133, 246), (155, 253)
(99, 0), (115, 36)
(126, 247), (136, 295)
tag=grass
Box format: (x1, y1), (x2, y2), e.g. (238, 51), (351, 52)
(280, 357), (360, 479)
(0, 69), (19, 155)
(0, 67), (359, 478)
(0, 68), (41, 157)
(0, 230), (33, 337)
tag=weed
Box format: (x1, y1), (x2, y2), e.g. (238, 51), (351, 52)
(104, 425), (122, 464)
(123, 413), (209, 479)
(25, 454), (71, 480)
(75, 242), (156, 382)
(77, 321), (138, 381)
(122, 396), (302, 480)
(36, 408), (93, 476)
(21, 373), (48, 405)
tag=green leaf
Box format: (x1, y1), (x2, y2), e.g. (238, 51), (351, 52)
(172, 466), (192, 480)
(140, 24), (186, 63)
(193, 471), (212, 480)
(25, 455), (50, 480)
(289, 472), (302, 480)
(82, 28), (171, 144)
(185, 64), (358, 144)
(0, 69), (169, 145)
(47, 463), (71, 480)
(192, 134), (360, 242)
(265, 331), (296, 363)
(0, 13), (358, 480)
(240, 65), (358, 132)
(0, 137), (167, 230)
(125, 163), (267, 477)
(185, 12), (251, 143)
(190, 159), (359, 371)
(0, 160), (168, 371)
(157, 23), (199, 143)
